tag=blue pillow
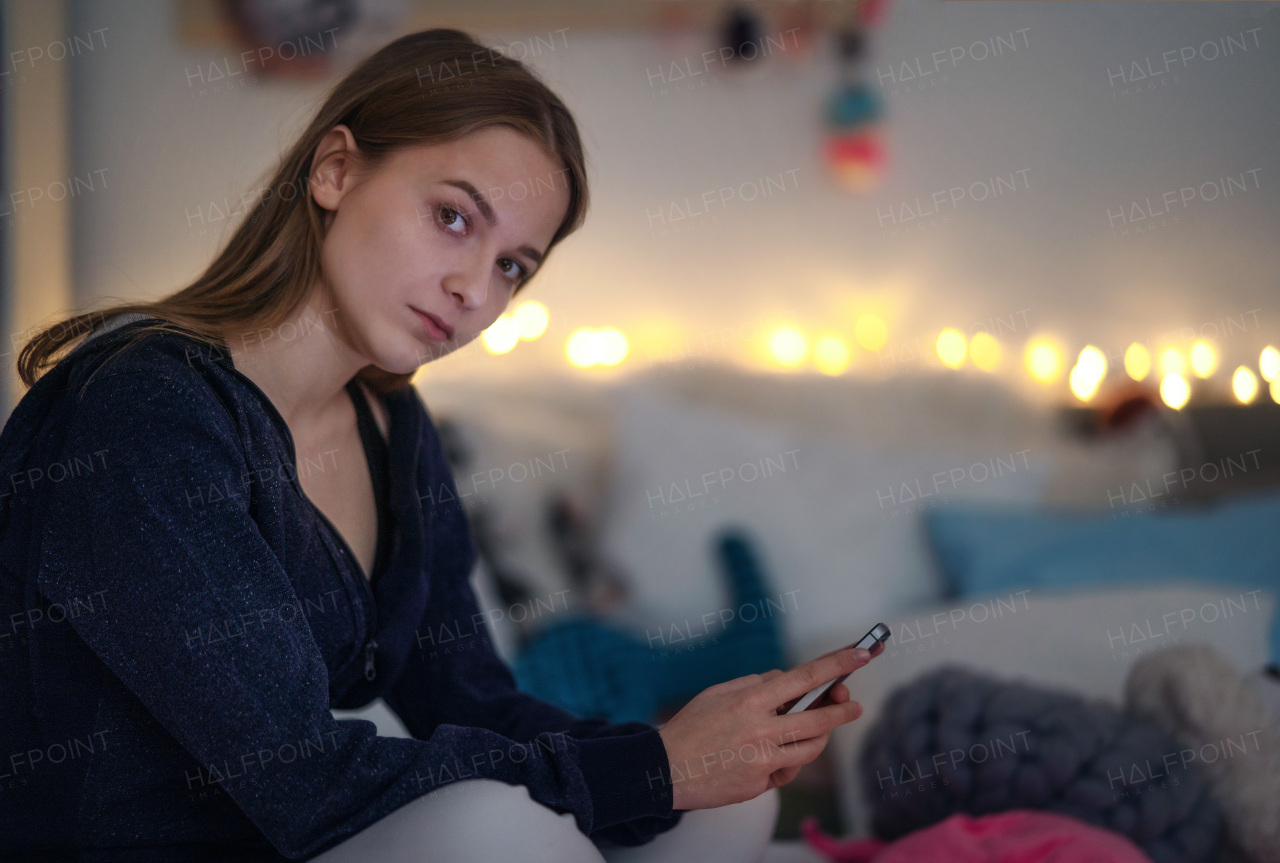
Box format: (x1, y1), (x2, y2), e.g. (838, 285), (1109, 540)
(923, 491), (1280, 666)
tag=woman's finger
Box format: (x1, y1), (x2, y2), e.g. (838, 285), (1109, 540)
(769, 732), (828, 771)
(760, 648), (870, 709)
(767, 763), (803, 790)
(715, 669), (784, 695)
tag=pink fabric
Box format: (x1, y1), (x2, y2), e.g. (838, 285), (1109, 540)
(800, 811), (1154, 863)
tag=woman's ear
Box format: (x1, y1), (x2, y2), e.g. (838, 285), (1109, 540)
(309, 124), (361, 215)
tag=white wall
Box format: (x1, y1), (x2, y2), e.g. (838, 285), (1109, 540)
(65, 0), (1280, 389)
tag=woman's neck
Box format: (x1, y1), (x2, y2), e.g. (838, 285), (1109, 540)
(225, 291), (366, 432)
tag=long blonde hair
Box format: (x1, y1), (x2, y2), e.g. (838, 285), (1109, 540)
(17, 28), (589, 395)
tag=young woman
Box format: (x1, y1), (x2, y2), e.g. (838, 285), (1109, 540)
(0, 28), (869, 862)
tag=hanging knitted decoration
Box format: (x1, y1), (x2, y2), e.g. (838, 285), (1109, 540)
(823, 0), (892, 192)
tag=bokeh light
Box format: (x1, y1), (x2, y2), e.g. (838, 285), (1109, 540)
(481, 314), (521, 354)
(1024, 336), (1064, 384)
(814, 336), (851, 375)
(512, 301), (549, 340)
(1124, 343), (1151, 381)
(1260, 346), (1280, 382)
(854, 315), (888, 352)
(1232, 366), (1258, 404)
(1068, 345), (1107, 402)
(567, 327), (628, 367)
(969, 332), (1001, 372)
(936, 328), (967, 369)
(1189, 340), (1218, 378)
(1159, 373), (1190, 410)
(770, 327), (808, 367)
(1159, 347), (1185, 377)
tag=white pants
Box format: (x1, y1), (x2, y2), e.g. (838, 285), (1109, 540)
(314, 779), (782, 863)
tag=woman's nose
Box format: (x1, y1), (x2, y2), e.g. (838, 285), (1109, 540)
(444, 256), (489, 309)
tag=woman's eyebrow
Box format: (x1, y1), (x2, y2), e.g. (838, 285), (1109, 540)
(442, 178), (544, 266)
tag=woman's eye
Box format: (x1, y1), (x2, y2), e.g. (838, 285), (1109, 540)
(435, 206), (526, 285)
(438, 204), (469, 235)
(498, 258), (526, 283)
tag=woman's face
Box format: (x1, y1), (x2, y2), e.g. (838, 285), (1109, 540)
(310, 124), (571, 374)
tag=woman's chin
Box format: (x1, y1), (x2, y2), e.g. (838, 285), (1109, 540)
(379, 340), (449, 375)
(377, 356), (428, 376)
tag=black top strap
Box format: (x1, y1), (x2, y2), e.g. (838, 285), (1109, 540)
(345, 379), (393, 586)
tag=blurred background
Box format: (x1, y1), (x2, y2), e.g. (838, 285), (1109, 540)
(6, 1), (1280, 404)
(3, 1), (1279, 860)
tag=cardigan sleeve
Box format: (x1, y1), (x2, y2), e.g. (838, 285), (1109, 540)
(382, 397), (685, 847)
(35, 364), (616, 859)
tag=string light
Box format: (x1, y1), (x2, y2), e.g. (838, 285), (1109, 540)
(1232, 366), (1258, 403)
(512, 301), (550, 340)
(1124, 343), (1151, 381)
(482, 315), (520, 354)
(854, 315), (887, 351)
(1189, 340), (1218, 378)
(814, 336), (851, 375)
(769, 327), (807, 367)
(1077, 345), (1107, 379)
(1024, 336), (1063, 384)
(936, 329), (966, 368)
(1159, 347), (1185, 377)
(582, 314), (1278, 403)
(969, 332), (1001, 372)
(1068, 345), (1107, 402)
(566, 329), (597, 367)
(566, 327), (629, 367)
(597, 328), (628, 365)
(1069, 366), (1099, 401)
(1260, 346), (1280, 382)
(1160, 373), (1190, 410)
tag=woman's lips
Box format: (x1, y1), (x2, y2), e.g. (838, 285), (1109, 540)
(411, 307), (453, 341)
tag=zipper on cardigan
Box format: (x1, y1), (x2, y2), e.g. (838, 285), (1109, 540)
(304, 502), (381, 685)
(364, 639), (378, 681)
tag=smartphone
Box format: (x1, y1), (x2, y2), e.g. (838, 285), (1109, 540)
(781, 623), (891, 714)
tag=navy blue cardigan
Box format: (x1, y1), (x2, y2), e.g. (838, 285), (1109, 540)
(0, 317), (681, 860)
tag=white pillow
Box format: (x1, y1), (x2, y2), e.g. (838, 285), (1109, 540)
(596, 383), (1052, 646)
(415, 375), (614, 633)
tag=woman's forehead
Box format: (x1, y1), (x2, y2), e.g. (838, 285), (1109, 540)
(392, 127), (559, 178)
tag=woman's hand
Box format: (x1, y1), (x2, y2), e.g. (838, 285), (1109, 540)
(656, 647), (870, 811)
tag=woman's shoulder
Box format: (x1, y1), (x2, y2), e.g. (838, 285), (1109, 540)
(43, 316), (245, 443)
(0, 316), (248, 526)
(60, 314), (224, 388)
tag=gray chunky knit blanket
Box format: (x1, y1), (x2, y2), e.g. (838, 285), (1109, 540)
(860, 666), (1222, 863)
